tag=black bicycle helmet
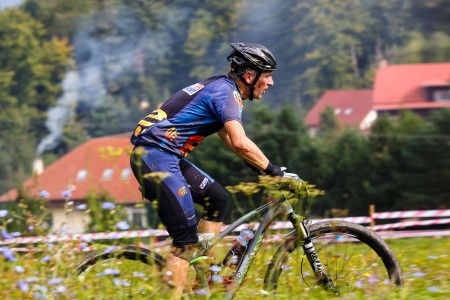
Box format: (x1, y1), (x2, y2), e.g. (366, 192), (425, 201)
(227, 42), (277, 72)
(227, 43), (276, 100)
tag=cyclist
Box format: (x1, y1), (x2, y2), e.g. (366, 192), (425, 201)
(130, 42), (299, 299)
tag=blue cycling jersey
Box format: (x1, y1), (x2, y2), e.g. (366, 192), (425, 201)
(131, 75), (243, 157)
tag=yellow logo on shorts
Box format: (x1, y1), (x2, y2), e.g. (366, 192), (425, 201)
(177, 186), (188, 197)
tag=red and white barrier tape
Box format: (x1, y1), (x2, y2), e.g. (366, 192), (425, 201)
(1, 209), (449, 246)
(373, 218), (450, 231)
(373, 209), (450, 219)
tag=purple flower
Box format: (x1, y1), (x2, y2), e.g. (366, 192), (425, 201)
(98, 268), (120, 276)
(412, 272), (426, 278)
(113, 278), (130, 287)
(11, 232), (21, 237)
(55, 285), (67, 293)
(0, 210), (8, 217)
(26, 277), (38, 283)
(103, 246), (117, 254)
(38, 190), (50, 199)
(61, 190), (72, 198)
(28, 226), (34, 232)
(210, 265), (221, 273)
(355, 280), (363, 288)
(368, 275), (379, 284)
(116, 221), (130, 230)
(48, 278), (63, 285)
(76, 204), (87, 210)
(1, 246), (16, 262)
(14, 265), (25, 273)
(1, 230), (13, 239)
(18, 280), (29, 292)
(428, 286), (439, 292)
(101, 202), (115, 210)
(41, 255), (51, 263)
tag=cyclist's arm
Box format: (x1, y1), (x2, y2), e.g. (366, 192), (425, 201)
(218, 120), (269, 171)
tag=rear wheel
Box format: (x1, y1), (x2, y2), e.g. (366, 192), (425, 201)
(264, 221), (402, 298)
(76, 245), (167, 299)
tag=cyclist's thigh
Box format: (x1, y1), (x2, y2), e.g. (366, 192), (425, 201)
(131, 147), (197, 230)
(179, 159), (229, 221)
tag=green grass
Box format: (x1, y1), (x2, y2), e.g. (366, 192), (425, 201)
(0, 237), (448, 299)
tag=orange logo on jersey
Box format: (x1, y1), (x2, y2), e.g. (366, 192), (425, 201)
(178, 186), (188, 197)
(165, 127), (178, 142)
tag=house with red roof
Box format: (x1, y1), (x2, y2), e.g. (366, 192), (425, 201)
(0, 133), (147, 233)
(304, 89), (375, 136)
(305, 62), (450, 135)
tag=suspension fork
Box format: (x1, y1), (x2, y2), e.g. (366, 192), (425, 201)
(288, 212), (338, 294)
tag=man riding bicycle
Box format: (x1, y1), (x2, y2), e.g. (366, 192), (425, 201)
(130, 42), (299, 299)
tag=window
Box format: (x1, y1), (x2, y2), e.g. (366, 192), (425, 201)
(128, 208), (148, 229)
(120, 168), (132, 180)
(76, 169), (88, 181)
(101, 168), (114, 180)
(344, 108), (353, 115)
(433, 89), (450, 101)
(334, 108), (341, 115)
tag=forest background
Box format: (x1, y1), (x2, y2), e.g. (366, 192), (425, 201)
(0, 0), (449, 217)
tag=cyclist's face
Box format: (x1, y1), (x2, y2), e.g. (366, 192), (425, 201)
(252, 71), (274, 100)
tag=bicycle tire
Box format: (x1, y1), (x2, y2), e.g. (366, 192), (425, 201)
(75, 245), (167, 299)
(263, 220), (402, 298)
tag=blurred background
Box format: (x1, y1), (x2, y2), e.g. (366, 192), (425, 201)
(0, 0), (449, 225)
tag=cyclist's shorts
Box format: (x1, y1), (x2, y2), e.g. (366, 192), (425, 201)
(130, 146), (229, 240)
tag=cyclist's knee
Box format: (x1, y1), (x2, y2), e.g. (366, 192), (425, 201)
(169, 224), (199, 261)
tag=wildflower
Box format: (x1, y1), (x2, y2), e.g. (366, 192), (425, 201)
(368, 275), (378, 284)
(0, 210), (8, 217)
(412, 272), (426, 278)
(38, 190), (50, 198)
(26, 277), (38, 283)
(103, 246), (117, 254)
(61, 190), (72, 198)
(210, 265), (221, 273)
(211, 274), (223, 283)
(116, 221), (130, 230)
(76, 204), (87, 210)
(55, 285), (67, 293)
(41, 255), (51, 263)
(14, 265), (25, 273)
(1, 246), (16, 262)
(355, 280), (363, 288)
(113, 278), (131, 287)
(101, 202), (115, 210)
(195, 289), (208, 296)
(1, 230), (13, 239)
(18, 279), (29, 292)
(28, 226), (34, 232)
(11, 232), (21, 237)
(133, 272), (145, 277)
(428, 286), (439, 292)
(98, 268), (120, 276)
(48, 278), (63, 285)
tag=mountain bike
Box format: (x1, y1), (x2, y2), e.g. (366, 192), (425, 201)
(76, 179), (402, 299)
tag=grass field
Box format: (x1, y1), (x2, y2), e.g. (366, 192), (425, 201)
(0, 236), (448, 299)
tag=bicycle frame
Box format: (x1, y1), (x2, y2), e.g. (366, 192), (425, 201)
(190, 193), (331, 298)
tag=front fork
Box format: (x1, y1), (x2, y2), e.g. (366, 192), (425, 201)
(288, 212), (339, 295)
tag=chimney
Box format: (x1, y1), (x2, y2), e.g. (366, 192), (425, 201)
(32, 157), (44, 175)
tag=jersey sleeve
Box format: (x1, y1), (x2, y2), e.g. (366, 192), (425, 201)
(209, 82), (242, 124)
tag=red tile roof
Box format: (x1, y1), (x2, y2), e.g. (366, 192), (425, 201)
(373, 63), (450, 109)
(0, 133), (143, 204)
(304, 90), (373, 127)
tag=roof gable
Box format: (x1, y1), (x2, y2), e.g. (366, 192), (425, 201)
(304, 89), (373, 127)
(0, 133), (143, 203)
(373, 63), (450, 108)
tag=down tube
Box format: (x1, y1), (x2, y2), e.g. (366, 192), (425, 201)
(224, 205), (277, 299)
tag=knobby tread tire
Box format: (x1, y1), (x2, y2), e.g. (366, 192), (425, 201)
(264, 220), (403, 294)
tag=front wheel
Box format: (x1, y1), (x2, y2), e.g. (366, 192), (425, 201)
(264, 221), (402, 298)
